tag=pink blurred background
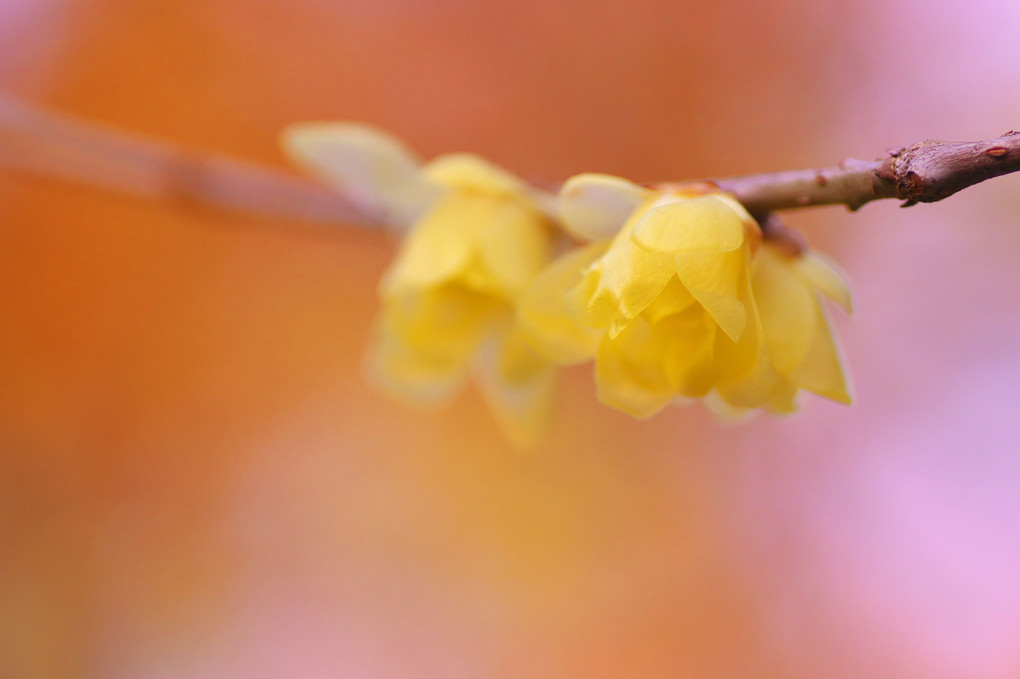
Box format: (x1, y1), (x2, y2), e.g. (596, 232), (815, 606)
(1, 0), (1019, 677)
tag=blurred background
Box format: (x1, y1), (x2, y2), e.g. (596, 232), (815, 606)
(1, 0), (1019, 677)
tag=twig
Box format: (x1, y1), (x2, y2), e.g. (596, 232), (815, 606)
(714, 132), (1020, 216)
(0, 92), (1016, 227)
(0, 91), (370, 225)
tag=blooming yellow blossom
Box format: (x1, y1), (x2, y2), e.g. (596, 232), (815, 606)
(521, 174), (773, 417)
(283, 123), (557, 445)
(520, 173), (852, 419)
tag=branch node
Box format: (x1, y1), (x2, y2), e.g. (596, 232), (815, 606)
(874, 157), (896, 183)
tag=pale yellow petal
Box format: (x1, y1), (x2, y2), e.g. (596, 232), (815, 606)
(367, 332), (469, 406)
(713, 271), (780, 408)
(559, 173), (652, 242)
(594, 318), (674, 419)
(788, 305), (852, 405)
(589, 218), (676, 330)
(793, 250), (853, 314)
(592, 253), (675, 337)
(367, 285), (500, 404)
(765, 382), (801, 415)
(674, 246), (747, 342)
(423, 153), (528, 197)
(281, 122), (440, 226)
(655, 309), (717, 398)
(703, 390), (757, 424)
(518, 242), (608, 364)
(560, 265), (612, 328)
(713, 332), (778, 409)
(458, 256), (505, 297)
(752, 245), (817, 375)
(631, 195), (745, 254)
(474, 325), (556, 449)
(380, 195), (480, 296)
(476, 201), (553, 299)
(640, 276), (697, 324)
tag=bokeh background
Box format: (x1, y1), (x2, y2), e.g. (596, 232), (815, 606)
(2, 0), (1019, 677)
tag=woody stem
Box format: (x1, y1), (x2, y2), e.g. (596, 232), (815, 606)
(713, 132), (1020, 217)
(1, 92), (1017, 225)
(0, 91), (366, 225)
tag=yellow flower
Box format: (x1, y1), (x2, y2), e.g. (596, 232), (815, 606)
(521, 173), (774, 418)
(282, 123), (557, 445)
(520, 173), (853, 419)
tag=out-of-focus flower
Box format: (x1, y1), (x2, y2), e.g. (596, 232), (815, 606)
(283, 124), (557, 445)
(520, 173), (852, 419)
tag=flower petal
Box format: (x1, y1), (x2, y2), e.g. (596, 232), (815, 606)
(713, 269), (780, 408)
(380, 194), (481, 296)
(674, 247), (748, 342)
(788, 305), (852, 405)
(423, 153), (529, 197)
(752, 245), (817, 375)
(588, 218), (676, 332)
(559, 173), (652, 242)
(703, 390), (757, 423)
(631, 195), (746, 254)
(560, 265), (612, 328)
(368, 334), (470, 405)
(474, 325), (556, 449)
(640, 276), (697, 325)
(655, 308), (717, 398)
(594, 318), (675, 419)
(476, 200), (553, 299)
(765, 382), (801, 414)
(281, 122), (440, 226)
(794, 251), (853, 314)
(367, 284), (500, 404)
(518, 242), (608, 364)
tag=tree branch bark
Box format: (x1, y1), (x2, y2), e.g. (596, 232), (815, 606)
(1, 92), (1017, 228)
(714, 132), (1020, 217)
(0, 91), (369, 226)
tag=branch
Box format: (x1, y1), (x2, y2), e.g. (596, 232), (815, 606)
(0, 91), (370, 226)
(0, 92), (1016, 228)
(714, 132), (1020, 216)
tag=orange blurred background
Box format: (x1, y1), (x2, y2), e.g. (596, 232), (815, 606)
(2, 1), (1020, 677)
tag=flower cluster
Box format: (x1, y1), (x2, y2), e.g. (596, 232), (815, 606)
(284, 126), (852, 444)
